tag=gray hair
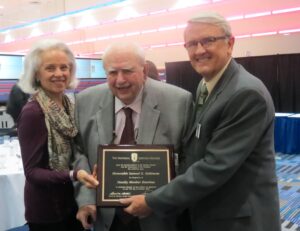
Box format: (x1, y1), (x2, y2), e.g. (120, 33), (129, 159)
(188, 11), (232, 37)
(102, 42), (146, 71)
(18, 39), (78, 94)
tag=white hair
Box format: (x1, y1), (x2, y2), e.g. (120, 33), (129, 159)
(102, 42), (146, 71)
(18, 39), (78, 94)
(188, 11), (232, 37)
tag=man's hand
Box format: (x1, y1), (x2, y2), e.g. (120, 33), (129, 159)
(120, 195), (153, 218)
(77, 165), (99, 188)
(76, 205), (96, 229)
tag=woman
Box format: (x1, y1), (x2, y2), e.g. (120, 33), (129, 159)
(17, 39), (96, 231)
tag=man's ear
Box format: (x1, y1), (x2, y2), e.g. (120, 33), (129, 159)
(143, 63), (149, 80)
(228, 36), (235, 49)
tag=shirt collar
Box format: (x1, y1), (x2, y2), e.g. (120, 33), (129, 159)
(204, 58), (231, 94)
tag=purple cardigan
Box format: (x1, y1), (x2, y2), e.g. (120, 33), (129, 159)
(17, 100), (78, 223)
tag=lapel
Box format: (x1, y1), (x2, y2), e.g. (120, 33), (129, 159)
(185, 59), (238, 142)
(136, 79), (160, 144)
(95, 89), (114, 144)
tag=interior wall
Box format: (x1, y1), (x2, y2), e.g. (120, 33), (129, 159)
(1, 0), (300, 66)
(233, 33), (300, 58)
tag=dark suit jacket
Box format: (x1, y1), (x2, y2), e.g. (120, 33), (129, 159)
(73, 78), (193, 231)
(146, 59), (281, 231)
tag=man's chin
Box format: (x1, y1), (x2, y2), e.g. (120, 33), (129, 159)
(191, 63), (206, 73)
(117, 95), (132, 105)
(195, 67), (208, 76)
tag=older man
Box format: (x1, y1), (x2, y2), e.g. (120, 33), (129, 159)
(73, 42), (193, 231)
(121, 12), (281, 231)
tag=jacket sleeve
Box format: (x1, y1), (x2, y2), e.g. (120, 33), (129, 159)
(72, 94), (96, 207)
(146, 88), (273, 217)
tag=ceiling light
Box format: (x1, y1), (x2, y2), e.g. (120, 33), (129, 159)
(245, 11), (271, 19)
(150, 44), (166, 48)
(227, 15), (244, 21)
(115, 6), (140, 20)
(167, 42), (184, 46)
(272, 7), (300, 14)
(177, 24), (187, 29)
(76, 15), (97, 28)
(56, 21), (73, 32)
(252, 31), (277, 37)
(158, 26), (176, 32)
(235, 35), (251, 39)
(149, 10), (167, 15)
(29, 28), (42, 38)
(279, 28), (300, 34)
(171, 0), (209, 10)
(126, 31), (140, 36)
(111, 34), (124, 38)
(141, 29), (157, 34)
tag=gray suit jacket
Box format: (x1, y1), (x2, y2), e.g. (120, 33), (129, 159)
(73, 78), (193, 231)
(146, 60), (281, 231)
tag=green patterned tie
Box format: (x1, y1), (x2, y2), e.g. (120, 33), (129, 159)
(198, 83), (208, 107)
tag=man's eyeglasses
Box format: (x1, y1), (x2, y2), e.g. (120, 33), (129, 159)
(184, 36), (228, 51)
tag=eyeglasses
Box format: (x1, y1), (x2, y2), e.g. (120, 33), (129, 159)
(184, 36), (228, 51)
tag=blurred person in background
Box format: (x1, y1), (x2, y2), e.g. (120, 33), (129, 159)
(17, 39), (97, 231)
(146, 60), (160, 81)
(6, 82), (30, 124)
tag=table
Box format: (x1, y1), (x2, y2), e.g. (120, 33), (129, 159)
(0, 138), (26, 231)
(0, 170), (26, 231)
(274, 113), (300, 154)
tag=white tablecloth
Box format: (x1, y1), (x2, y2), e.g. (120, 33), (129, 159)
(0, 170), (26, 231)
(0, 138), (26, 231)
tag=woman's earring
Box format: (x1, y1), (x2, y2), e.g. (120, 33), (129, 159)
(35, 78), (40, 85)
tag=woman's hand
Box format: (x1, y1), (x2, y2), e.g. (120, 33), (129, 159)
(77, 165), (99, 188)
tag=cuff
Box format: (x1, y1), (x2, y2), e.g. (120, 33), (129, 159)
(69, 170), (78, 181)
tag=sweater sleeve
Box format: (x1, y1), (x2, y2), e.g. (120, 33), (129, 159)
(17, 101), (71, 186)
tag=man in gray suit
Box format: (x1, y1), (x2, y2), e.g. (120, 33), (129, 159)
(121, 12), (281, 231)
(73, 42), (193, 231)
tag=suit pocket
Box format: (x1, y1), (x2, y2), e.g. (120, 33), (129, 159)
(208, 201), (252, 220)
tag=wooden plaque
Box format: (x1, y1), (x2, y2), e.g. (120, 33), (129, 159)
(96, 144), (174, 207)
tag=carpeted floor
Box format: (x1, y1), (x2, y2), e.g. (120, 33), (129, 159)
(276, 153), (300, 231)
(7, 153), (300, 231)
